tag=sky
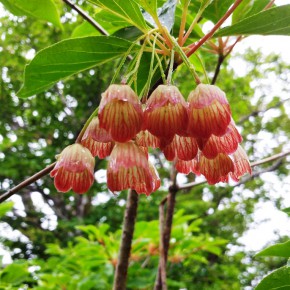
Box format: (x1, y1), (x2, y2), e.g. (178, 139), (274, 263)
(1, 0), (290, 264)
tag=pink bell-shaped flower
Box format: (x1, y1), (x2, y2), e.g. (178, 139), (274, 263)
(199, 153), (234, 184)
(107, 141), (160, 195)
(188, 84), (231, 139)
(81, 117), (113, 159)
(98, 84), (143, 143)
(144, 85), (188, 140)
(50, 144), (95, 194)
(198, 121), (242, 159)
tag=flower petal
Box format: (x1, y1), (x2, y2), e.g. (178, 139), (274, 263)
(200, 122), (242, 159)
(200, 153), (234, 184)
(230, 145), (252, 181)
(144, 85), (188, 139)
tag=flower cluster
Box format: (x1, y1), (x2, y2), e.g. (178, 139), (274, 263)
(51, 83), (251, 195)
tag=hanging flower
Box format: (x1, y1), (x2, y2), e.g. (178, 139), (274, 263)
(144, 85), (188, 140)
(198, 121), (242, 159)
(50, 144), (95, 194)
(161, 135), (198, 161)
(187, 84), (231, 139)
(98, 84), (143, 143)
(230, 145), (252, 181)
(199, 153), (234, 184)
(81, 116), (113, 159)
(107, 141), (160, 195)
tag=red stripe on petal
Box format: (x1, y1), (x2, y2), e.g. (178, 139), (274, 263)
(200, 153), (234, 184)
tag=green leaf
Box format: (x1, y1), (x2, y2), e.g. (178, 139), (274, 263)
(0, 0), (62, 28)
(0, 201), (14, 218)
(87, 0), (148, 32)
(113, 26), (143, 41)
(191, 0), (234, 23)
(141, 0), (178, 31)
(255, 266), (290, 290)
(256, 240), (290, 258)
(217, 5), (290, 37)
(136, 0), (158, 18)
(0, 262), (30, 285)
(244, 0), (271, 18)
(18, 36), (139, 98)
(72, 10), (132, 38)
(282, 207), (290, 216)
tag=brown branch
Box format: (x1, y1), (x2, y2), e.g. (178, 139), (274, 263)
(113, 189), (139, 290)
(158, 198), (167, 290)
(154, 166), (178, 290)
(237, 98), (290, 125)
(0, 163), (56, 203)
(211, 54), (225, 85)
(250, 150), (290, 167)
(62, 0), (109, 36)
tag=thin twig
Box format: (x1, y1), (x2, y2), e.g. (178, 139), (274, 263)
(113, 190), (139, 290)
(211, 53), (224, 85)
(251, 150), (290, 167)
(186, 0), (244, 58)
(62, 0), (109, 36)
(0, 163), (56, 203)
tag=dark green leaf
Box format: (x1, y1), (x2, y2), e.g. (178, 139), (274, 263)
(256, 240), (290, 258)
(18, 36), (139, 98)
(217, 5), (290, 36)
(113, 26), (143, 41)
(0, 262), (30, 285)
(0, 0), (62, 28)
(87, 0), (148, 32)
(255, 266), (290, 290)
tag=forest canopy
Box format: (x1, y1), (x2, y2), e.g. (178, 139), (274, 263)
(0, 0), (290, 289)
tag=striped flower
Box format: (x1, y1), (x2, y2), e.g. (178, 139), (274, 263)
(50, 144), (95, 194)
(98, 84), (143, 143)
(188, 84), (231, 139)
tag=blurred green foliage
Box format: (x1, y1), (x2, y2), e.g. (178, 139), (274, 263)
(0, 1), (290, 289)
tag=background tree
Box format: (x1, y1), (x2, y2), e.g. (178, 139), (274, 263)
(0, 0), (290, 289)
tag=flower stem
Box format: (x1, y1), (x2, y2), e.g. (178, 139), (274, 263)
(166, 48), (175, 85)
(75, 107), (99, 143)
(178, 0), (190, 45)
(186, 0), (244, 58)
(182, 0), (211, 46)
